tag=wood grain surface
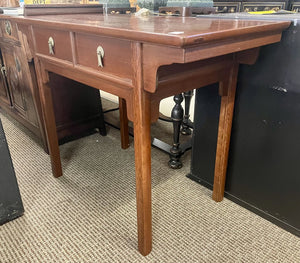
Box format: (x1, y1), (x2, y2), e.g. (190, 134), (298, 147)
(3, 13), (290, 256)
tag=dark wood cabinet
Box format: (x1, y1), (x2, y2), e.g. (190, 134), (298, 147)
(241, 0), (288, 12)
(2, 43), (40, 126)
(0, 18), (106, 151)
(4, 47), (25, 115)
(291, 0), (300, 11)
(213, 1), (242, 13)
(0, 52), (11, 107)
(213, 0), (290, 13)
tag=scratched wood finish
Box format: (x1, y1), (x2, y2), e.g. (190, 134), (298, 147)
(9, 14), (290, 47)
(3, 13), (290, 255)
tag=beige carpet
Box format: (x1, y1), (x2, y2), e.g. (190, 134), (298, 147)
(0, 108), (299, 263)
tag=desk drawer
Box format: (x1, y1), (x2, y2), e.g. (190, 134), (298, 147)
(33, 27), (73, 62)
(75, 33), (133, 79)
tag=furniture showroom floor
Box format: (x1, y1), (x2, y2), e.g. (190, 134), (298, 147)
(0, 101), (299, 262)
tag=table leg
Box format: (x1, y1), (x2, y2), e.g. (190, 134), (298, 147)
(169, 94), (184, 169)
(212, 63), (239, 202)
(41, 82), (62, 178)
(35, 62), (62, 178)
(118, 97), (130, 149)
(132, 42), (152, 256)
(181, 90), (194, 135)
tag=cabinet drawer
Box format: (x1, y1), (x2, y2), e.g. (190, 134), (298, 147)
(75, 33), (133, 79)
(33, 27), (73, 62)
(291, 4), (300, 12)
(241, 1), (286, 12)
(1, 20), (19, 40)
(214, 3), (241, 13)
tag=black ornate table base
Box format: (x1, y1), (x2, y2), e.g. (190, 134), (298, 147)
(153, 91), (194, 169)
(103, 91), (194, 169)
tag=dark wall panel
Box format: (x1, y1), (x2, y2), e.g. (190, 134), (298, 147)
(189, 18), (300, 236)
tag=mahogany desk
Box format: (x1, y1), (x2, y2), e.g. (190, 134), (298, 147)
(4, 14), (289, 255)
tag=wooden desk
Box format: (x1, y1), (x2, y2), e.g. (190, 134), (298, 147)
(4, 14), (289, 255)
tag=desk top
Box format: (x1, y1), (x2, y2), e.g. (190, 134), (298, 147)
(9, 14), (290, 47)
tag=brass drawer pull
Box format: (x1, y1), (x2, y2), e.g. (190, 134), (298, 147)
(15, 57), (21, 73)
(4, 20), (11, 36)
(97, 46), (104, 68)
(48, 37), (55, 55)
(1, 65), (6, 77)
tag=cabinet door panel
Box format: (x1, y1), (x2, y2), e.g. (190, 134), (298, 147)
(0, 52), (11, 106)
(3, 46), (39, 128)
(3, 48), (26, 116)
(14, 47), (40, 128)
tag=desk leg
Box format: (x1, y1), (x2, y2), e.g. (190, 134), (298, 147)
(35, 63), (62, 178)
(133, 42), (152, 256)
(212, 63), (238, 202)
(41, 82), (62, 178)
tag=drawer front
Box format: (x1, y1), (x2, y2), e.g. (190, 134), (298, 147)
(242, 2), (286, 12)
(214, 2), (241, 13)
(1, 20), (19, 40)
(33, 27), (73, 62)
(291, 4), (300, 12)
(75, 33), (133, 79)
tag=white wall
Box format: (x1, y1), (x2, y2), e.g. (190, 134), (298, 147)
(101, 91), (195, 121)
